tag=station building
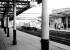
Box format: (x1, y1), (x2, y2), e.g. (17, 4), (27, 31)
(49, 8), (70, 30)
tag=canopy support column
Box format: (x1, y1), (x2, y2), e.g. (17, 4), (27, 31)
(66, 16), (68, 30)
(13, 0), (17, 45)
(4, 17), (7, 34)
(7, 16), (10, 37)
(1, 18), (4, 28)
(41, 0), (49, 50)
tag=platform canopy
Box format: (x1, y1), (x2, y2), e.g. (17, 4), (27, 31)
(0, 0), (31, 20)
(49, 13), (65, 18)
(49, 8), (70, 18)
(0, 0), (42, 20)
(16, 4), (42, 20)
(58, 11), (70, 16)
(0, 0), (31, 2)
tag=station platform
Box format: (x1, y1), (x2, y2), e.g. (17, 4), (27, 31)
(0, 27), (69, 50)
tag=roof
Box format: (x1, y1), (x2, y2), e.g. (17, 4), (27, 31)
(50, 9), (70, 18)
(49, 13), (65, 18)
(0, 0), (42, 20)
(0, 0), (31, 20)
(16, 4), (42, 20)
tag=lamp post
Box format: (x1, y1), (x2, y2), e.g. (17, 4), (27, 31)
(41, 0), (49, 50)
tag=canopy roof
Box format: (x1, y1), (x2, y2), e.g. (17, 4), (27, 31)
(0, 0), (31, 20)
(50, 9), (70, 18)
(0, 0), (42, 20)
(16, 4), (42, 20)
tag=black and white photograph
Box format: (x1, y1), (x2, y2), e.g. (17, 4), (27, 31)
(0, 0), (70, 50)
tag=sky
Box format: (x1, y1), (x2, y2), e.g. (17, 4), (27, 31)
(48, 0), (70, 14)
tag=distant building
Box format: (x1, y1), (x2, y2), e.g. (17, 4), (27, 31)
(49, 8), (70, 30)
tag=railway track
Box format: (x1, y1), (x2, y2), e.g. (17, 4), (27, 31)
(50, 30), (70, 46)
(50, 35), (70, 46)
(17, 27), (70, 46)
